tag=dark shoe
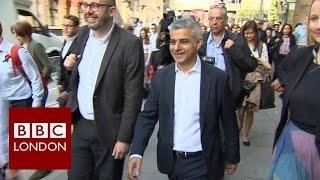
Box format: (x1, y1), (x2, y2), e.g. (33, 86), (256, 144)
(243, 141), (250, 146)
(29, 170), (52, 180)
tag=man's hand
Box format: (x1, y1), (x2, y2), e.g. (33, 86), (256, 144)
(224, 39), (235, 49)
(272, 79), (284, 92)
(112, 141), (130, 159)
(127, 157), (142, 180)
(59, 91), (69, 100)
(225, 163), (237, 174)
(64, 54), (80, 71)
(57, 85), (64, 93)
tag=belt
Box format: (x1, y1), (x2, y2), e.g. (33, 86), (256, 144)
(174, 151), (203, 159)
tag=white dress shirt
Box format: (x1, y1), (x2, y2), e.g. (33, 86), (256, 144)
(173, 56), (202, 152)
(149, 33), (158, 51)
(78, 24), (114, 120)
(130, 56), (203, 160)
(61, 35), (77, 59)
(0, 39), (44, 107)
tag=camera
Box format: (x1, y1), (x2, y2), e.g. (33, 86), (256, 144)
(202, 56), (215, 65)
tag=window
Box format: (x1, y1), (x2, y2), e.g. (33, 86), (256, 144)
(50, 0), (59, 26)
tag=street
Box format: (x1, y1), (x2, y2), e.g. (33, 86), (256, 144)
(18, 74), (281, 180)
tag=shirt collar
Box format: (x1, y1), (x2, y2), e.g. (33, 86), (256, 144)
(208, 31), (225, 45)
(175, 55), (201, 74)
(89, 23), (114, 44)
(65, 34), (77, 42)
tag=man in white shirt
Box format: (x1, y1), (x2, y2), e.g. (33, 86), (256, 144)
(56, 15), (79, 107)
(127, 16), (239, 180)
(65, 0), (144, 179)
(0, 21), (43, 179)
(149, 23), (159, 51)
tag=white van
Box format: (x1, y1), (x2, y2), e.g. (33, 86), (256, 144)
(0, 0), (63, 57)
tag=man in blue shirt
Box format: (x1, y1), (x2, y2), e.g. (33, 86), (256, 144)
(200, 2), (257, 107)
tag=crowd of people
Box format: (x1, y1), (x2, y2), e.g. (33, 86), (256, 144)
(0, 0), (319, 179)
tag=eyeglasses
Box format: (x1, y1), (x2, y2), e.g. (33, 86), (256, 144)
(80, 2), (114, 11)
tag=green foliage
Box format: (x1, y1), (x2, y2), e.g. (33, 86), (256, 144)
(270, 0), (279, 22)
(237, 8), (260, 21)
(237, 0), (260, 21)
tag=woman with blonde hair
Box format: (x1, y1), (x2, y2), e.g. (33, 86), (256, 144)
(270, 0), (320, 179)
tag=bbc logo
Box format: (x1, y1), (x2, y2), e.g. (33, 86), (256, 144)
(14, 123), (66, 139)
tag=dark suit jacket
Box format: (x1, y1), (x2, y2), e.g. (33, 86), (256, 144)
(274, 46), (320, 153)
(130, 61), (240, 180)
(58, 36), (78, 91)
(199, 31), (258, 106)
(67, 25), (145, 148)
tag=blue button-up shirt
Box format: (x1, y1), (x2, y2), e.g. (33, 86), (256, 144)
(293, 24), (307, 46)
(206, 32), (226, 71)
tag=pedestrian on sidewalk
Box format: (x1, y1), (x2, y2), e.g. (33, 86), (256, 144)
(199, 2), (258, 108)
(0, 21), (44, 179)
(65, 0), (144, 179)
(56, 15), (80, 107)
(11, 21), (53, 107)
(127, 16), (239, 180)
(11, 20), (54, 180)
(238, 20), (271, 146)
(270, 0), (320, 179)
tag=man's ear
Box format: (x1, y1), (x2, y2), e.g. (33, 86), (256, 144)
(108, 6), (117, 17)
(196, 37), (203, 50)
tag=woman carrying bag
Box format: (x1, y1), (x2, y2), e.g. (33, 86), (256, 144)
(238, 20), (271, 146)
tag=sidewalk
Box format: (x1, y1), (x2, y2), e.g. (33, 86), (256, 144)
(18, 94), (282, 180)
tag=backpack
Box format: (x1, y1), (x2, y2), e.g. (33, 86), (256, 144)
(10, 44), (50, 87)
(10, 45), (31, 84)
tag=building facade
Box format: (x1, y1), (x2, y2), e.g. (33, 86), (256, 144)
(30, 0), (167, 32)
(292, 0), (309, 25)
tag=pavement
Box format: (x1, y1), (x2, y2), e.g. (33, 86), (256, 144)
(17, 75), (282, 180)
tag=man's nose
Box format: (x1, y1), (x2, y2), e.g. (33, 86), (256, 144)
(172, 43), (181, 51)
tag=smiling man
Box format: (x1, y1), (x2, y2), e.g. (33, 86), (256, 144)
(127, 16), (239, 180)
(66, 0), (144, 179)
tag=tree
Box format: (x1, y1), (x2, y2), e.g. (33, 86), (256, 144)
(236, 0), (260, 22)
(270, 0), (280, 22)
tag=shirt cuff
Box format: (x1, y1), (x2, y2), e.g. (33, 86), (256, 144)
(129, 154), (143, 160)
(32, 99), (42, 107)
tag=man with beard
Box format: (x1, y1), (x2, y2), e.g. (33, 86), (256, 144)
(64, 0), (144, 179)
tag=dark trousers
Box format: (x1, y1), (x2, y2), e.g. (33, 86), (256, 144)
(9, 97), (32, 108)
(169, 153), (208, 180)
(41, 86), (48, 107)
(273, 54), (287, 80)
(68, 119), (124, 180)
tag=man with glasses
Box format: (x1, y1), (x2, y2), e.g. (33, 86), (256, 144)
(200, 2), (257, 107)
(56, 15), (79, 107)
(65, 0), (144, 179)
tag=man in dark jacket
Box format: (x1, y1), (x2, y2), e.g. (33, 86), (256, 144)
(127, 16), (239, 180)
(199, 3), (258, 107)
